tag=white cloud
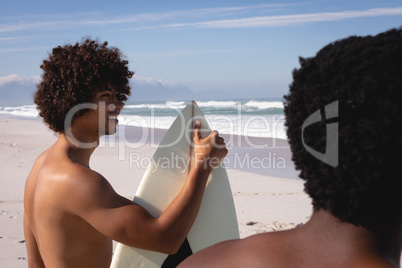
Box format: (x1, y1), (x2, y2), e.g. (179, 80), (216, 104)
(201, 7), (402, 28)
(0, 37), (20, 41)
(2, 5), (400, 33)
(132, 75), (180, 87)
(130, 48), (248, 58)
(0, 3), (301, 33)
(0, 46), (50, 54)
(132, 7), (402, 30)
(67, 3), (303, 26)
(0, 74), (179, 89)
(0, 74), (40, 87)
(0, 12), (100, 33)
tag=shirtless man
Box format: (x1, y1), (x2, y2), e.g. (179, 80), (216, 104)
(23, 39), (227, 267)
(180, 28), (402, 267)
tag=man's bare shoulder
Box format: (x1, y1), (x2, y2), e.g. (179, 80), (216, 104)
(31, 147), (113, 207)
(180, 228), (398, 268)
(27, 147), (51, 180)
(42, 160), (109, 196)
(25, 147), (52, 204)
(179, 232), (288, 267)
(35, 147), (101, 184)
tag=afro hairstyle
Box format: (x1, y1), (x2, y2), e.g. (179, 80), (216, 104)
(34, 38), (134, 133)
(284, 27), (402, 229)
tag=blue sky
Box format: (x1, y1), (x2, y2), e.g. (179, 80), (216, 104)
(1, 0), (402, 100)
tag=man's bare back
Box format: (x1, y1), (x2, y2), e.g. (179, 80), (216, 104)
(179, 210), (399, 268)
(24, 141), (115, 267)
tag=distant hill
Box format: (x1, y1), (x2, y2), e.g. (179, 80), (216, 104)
(130, 75), (228, 101)
(0, 74), (228, 107)
(0, 75), (40, 106)
(130, 76), (195, 101)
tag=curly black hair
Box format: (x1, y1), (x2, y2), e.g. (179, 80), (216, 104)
(284, 27), (402, 228)
(34, 38), (134, 132)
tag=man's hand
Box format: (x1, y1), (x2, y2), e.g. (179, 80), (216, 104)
(193, 120), (228, 171)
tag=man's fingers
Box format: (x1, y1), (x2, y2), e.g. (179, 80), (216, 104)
(193, 124), (227, 154)
(217, 137), (225, 144)
(210, 130), (219, 144)
(193, 120), (202, 143)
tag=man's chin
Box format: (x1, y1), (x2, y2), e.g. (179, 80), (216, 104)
(99, 126), (118, 136)
(105, 129), (117, 136)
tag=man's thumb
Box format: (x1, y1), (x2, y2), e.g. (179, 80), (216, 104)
(193, 120), (201, 142)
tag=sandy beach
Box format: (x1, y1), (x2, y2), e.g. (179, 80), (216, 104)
(0, 116), (312, 267)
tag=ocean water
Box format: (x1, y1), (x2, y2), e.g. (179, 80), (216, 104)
(0, 99), (287, 140)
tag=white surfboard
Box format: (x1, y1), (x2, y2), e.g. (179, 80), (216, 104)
(110, 101), (239, 268)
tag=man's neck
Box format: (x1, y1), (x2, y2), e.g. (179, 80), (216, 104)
(58, 133), (98, 168)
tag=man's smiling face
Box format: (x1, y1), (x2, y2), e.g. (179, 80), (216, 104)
(84, 85), (124, 137)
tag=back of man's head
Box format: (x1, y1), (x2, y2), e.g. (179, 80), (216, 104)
(284, 27), (402, 229)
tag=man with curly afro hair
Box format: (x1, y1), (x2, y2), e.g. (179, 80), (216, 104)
(23, 39), (228, 267)
(180, 27), (402, 268)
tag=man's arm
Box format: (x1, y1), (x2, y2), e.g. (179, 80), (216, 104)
(68, 122), (227, 254)
(23, 213), (45, 268)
